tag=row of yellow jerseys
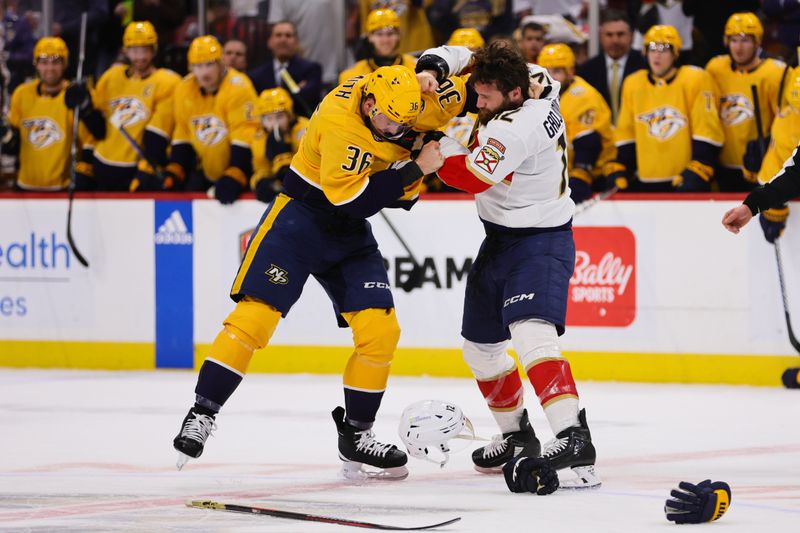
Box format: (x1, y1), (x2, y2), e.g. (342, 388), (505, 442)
(8, 80), (92, 190)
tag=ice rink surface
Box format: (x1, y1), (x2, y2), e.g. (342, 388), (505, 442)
(2, 369), (799, 532)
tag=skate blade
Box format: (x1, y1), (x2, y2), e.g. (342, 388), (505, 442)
(340, 460), (409, 481)
(559, 465), (602, 489)
(176, 452), (192, 471)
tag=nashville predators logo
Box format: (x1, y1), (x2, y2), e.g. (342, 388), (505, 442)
(191, 115), (228, 146)
(719, 93), (753, 126)
(21, 117), (64, 149)
(109, 96), (149, 127)
(265, 264), (288, 285)
(636, 106), (687, 141)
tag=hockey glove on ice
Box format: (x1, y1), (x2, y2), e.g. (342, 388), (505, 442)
(759, 205), (788, 243)
(665, 479), (731, 524)
(569, 167), (594, 204)
(503, 456), (559, 495)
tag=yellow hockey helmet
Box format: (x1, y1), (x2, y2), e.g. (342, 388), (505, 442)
(786, 68), (800, 110)
(538, 43), (576, 70)
(364, 65), (421, 125)
(123, 21), (158, 48)
(366, 9), (400, 33)
(724, 12), (763, 44)
(447, 28), (485, 49)
(643, 25), (682, 55)
(33, 36), (69, 64)
(258, 87), (294, 115)
(188, 35), (223, 65)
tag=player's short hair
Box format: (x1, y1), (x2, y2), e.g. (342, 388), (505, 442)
(600, 8), (632, 29)
(470, 41), (530, 97)
(521, 21), (545, 35)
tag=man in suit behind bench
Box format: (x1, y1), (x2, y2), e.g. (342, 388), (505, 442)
(577, 9), (646, 125)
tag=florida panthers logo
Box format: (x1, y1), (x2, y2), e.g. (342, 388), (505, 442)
(636, 106), (687, 141)
(191, 115), (228, 146)
(109, 97), (149, 127)
(719, 94), (753, 126)
(21, 117), (64, 149)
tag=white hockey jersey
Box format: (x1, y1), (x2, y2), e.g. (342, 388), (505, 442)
(436, 66), (575, 228)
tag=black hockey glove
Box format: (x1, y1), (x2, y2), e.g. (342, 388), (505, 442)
(254, 176), (281, 203)
(743, 137), (769, 180)
(758, 206), (788, 243)
(664, 479), (731, 524)
(672, 160), (712, 192)
(569, 167), (593, 204)
(64, 82), (92, 113)
(502, 456), (559, 495)
(214, 174), (244, 204)
(602, 161), (629, 191)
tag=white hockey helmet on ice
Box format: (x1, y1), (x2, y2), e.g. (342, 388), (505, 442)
(398, 400), (472, 466)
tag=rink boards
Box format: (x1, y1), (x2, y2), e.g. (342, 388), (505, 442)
(0, 193), (798, 385)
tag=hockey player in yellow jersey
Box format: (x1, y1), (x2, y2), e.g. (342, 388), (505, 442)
(339, 9), (417, 85)
(3, 37), (92, 190)
(250, 87), (309, 203)
(173, 65), (460, 478)
(539, 43), (614, 204)
(706, 12), (787, 191)
(358, 0), (435, 56)
(64, 21), (180, 191)
(605, 25), (724, 192)
(164, 35), (259, 204)
(741, 68), (800, 243)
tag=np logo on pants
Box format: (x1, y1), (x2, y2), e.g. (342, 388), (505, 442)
(504, 293), (535, 307)
(266, 264), (288, 284)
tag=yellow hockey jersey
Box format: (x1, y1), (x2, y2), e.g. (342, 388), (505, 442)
(92, 65), (180, 167)
(251, 117), (309, 188)
(561, 75), (615, 175)
(615, 66), (724, 182)
(758, 106), (800, 184)
(706, 55), (786, 169)
(359, 0), (434, 54)
(172, 68), (259, 181)
(8, 80), (91, 190)
(290, 74), (466, 205)
(339, 55), (417, 85)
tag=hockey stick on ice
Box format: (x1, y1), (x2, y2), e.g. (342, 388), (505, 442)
(379, 211), (426, 292)
(66, 12), (89, 268)
(574, 186), (618, 216)
(187, 500), (461, 530)
(773, 241), (800, 354)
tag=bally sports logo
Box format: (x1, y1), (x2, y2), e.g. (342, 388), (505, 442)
(566, 226), (636, 327)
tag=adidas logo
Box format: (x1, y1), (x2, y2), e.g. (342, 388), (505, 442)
(154, 210), (193, 245)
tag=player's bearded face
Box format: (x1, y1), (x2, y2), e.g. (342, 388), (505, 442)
(474, 81), (516, 126)
(192, 61), (224, 92)
(126, 46), (154, 73)
(35, 57), (65, 86)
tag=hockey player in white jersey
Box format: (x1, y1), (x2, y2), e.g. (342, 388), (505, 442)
(415, 41), (599, 488)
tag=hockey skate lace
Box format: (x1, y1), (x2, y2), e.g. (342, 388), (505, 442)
(542, 436), (569, 458)
(355, 429), (394, 458)
(182, 413), (217, 443)
(482, 435), (509, 459)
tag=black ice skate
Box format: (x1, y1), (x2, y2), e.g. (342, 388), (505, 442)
(541, 408), (601, 488)
(472, 409), (541, 473)
(332, 406), (408, 480)
(173, 407), (217, 470)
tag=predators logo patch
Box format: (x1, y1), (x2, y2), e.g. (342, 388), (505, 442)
(473, 145), (504, 174)
(109, 96), (149, 127)
(191, 115), (229, 146)
(719, 93), (753, 126)
(636, 106), (687, 141)
(21, 117), (64, 149)
(265, 264), (288, 285)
